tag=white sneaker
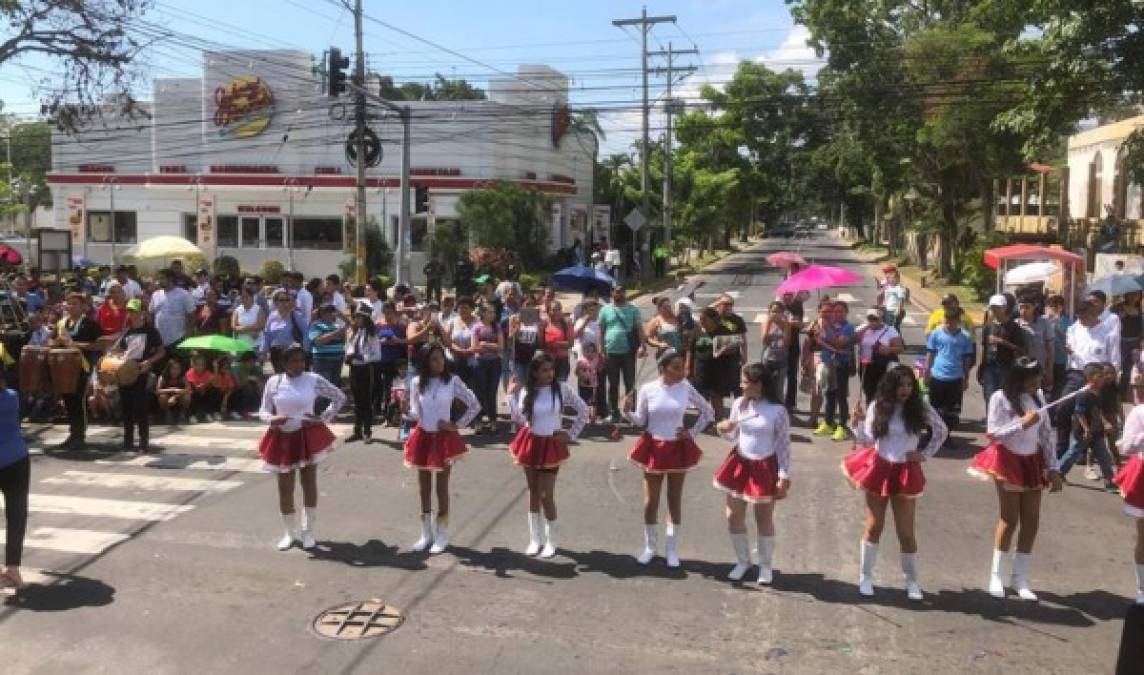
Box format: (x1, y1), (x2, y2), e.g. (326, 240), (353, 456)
(637, 525), (657, 565)
(211, 413), (222, 422)
(429, 517), (449, 554)
(411, 514), (434, 552)
(906, 581), (923, 602)
(276, 532), (296, 551)
(540, 520), (557, 558)
(858, 577), (875, 597)
(525, 512), (542, 557)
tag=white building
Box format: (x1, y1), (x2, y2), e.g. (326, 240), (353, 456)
(46, 50), (596, 282)
(1067, 114), (1144, 222)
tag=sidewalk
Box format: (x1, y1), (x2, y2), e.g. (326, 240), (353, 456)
(849, 243), (987, 322)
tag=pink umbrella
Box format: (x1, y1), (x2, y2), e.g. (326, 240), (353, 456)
(766, 251), (808, 268)
(0, 244), (22, 266)
(775, 265), (863, 295)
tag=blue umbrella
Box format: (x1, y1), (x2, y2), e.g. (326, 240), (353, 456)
(1086, 274), (1144, 297)
(551, 265), (616, 293)
(72, 254), (96, 268)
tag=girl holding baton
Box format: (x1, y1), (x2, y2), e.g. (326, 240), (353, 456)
(1114, 404), (1144, 604)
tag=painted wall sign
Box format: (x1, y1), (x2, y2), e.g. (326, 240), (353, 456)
(213, 76), (275, 139)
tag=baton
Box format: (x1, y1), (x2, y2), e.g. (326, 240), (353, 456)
(987, 384), (1094, 437)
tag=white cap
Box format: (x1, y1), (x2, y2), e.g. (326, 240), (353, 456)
(988, 294), (1007, 307)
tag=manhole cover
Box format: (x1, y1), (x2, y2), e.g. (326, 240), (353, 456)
(313, 600), (404, 640)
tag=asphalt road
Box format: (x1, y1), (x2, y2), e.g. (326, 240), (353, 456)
(1, 233), (1135, 674)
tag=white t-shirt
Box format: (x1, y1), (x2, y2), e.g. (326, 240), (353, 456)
(233, 302), (264, 348)
(856, 323), (900, 361)
(720, 398), (791, 478)
(882, 283), (909, 314)
(605, 248), (621, 266)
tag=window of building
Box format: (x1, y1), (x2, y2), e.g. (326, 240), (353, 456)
(292, 217), (342, 250)
(218, 215), (238, 247)
(240, 217), (260, 248)
(411, 214), (428, 252)
(182, 213), (197, 243)
(265, 218), (284, 248)
(86, 211), (137, 244)
(1088, 152), (1103, 219)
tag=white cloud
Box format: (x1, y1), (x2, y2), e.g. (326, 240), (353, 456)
(755, 25), (825, 81)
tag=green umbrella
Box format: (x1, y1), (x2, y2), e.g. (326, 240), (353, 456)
(176, 335), (254, 354)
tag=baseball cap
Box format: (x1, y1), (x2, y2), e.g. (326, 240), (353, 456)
(126, 299), (143, 312)
(882, 263), (898, 273)
(865, 308), (881, 319)
(988, 294), (1007, 307)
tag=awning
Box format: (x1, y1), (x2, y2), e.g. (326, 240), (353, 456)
(983, 244), (1085, 271)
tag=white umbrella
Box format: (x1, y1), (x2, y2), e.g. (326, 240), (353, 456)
(1004, 261), (1060, 285)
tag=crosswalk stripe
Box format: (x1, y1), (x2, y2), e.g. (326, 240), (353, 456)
(95, 454), (265, 474)
(835, 293), (858, 303)
(29, 494), (194, 521)
(901, 314), (918, 326)
(0, 526), (129, 555)
(41, 471), (243, 493)
(34, 434), (260, 450)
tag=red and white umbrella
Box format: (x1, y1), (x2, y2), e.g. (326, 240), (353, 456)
(766, 251), (808, 268)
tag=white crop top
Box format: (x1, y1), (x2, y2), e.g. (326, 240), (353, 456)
(409, 375), (480, 432)
(986, 390), (1057, 470)
(850, 401), (948, 463)
(624, 378), (715, 441)
(720, 397), (791, 479)
(259, 372), (346, 433)
(508, 382), (590, 439)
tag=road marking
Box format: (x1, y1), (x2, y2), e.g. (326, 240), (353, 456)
(0, 526), (129, 555)
(901, 314), (918, 326)
(34, 434), (259, 450)
(695, 290), (740, 299)
(95, 454), (264, 473)
(29, 494), (194, 521)
(41, 471), (243, 493)
(836, 293), (858, 303)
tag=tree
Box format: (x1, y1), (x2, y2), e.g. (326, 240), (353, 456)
(1, 1), (154, 129)
(457, 181), (550, 269)
(338, 217), (392, 281)
(375, 73), (486, 101)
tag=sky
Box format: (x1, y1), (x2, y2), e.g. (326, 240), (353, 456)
(0, 0), (825, 155)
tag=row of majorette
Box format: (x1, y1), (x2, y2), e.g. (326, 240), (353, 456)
(255, 347), (1144, 605)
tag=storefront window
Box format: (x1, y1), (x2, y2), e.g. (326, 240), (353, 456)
(411, 215), (428, 252)
(265, 218), (284, 248)
(241, 217), (260, 248)
(182, 214), (197, 243)
(292, 217), (343, 250)
(86, 211), (137, 244)
(217, 215), (238, 247)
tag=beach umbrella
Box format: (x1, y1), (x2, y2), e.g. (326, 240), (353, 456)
(551, 265), (616, 293)
(1087, 274), (1144, 297)
(765, 251), (807, 268)
(120, 235), (203, 262)
(1004, 261), (1060, 285)
(176, 335), (254, 354)
(71, 254), (96, 268)
(775, 265), (863, 296)
(0, 244), (22, 265)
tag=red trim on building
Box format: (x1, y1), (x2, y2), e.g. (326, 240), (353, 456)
(46, 173), (578, 195)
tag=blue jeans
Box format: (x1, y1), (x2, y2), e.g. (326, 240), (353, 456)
(1058, 433), (1115, 483)
(312, 356), (343, 415)
(981, 361), (1006, 408)
(474, 358), (501, 423)
(824, 361), (850, 428)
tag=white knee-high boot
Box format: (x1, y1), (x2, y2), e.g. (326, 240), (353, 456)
(859, 540), (878, 596)
(727, 532), (751, 581)
(901, 552), (922, 601)
(989, 549), (1007, 598)
(300, 507), (317, 550)
(540, 520), (558, 558)
(430, 515), (450, 554)
(1012, 552), (1038, 601)
(757, 536), (775, 585)
(637, 524), (657, 565)
(411, 513), (434, 552)
(1136, 564), (1144, 605)
(277, 512), (299, 551)
(664, 523), (681, 568)
(525, 512), (543, 556)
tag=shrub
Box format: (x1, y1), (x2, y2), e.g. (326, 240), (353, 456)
(213, 255), (240, 280)
(259, 259), (286, 285)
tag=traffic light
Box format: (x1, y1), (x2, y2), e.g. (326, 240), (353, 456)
(327, 47), (349, 98)
(415, 186), (429, 213)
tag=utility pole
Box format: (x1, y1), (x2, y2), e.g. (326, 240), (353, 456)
(352, 0), (368, 285)
(613, 6), (676, 281)
(650, 42), (697, 266)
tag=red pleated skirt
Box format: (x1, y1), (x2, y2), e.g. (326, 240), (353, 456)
(1114, 454), (1144, 518)
(403, 425), (468, 471)
(258, 424), (336, 473)
(629, 432), (703, 474)
(967, 442), (1048, 490)
(509, 427), (571, 468)
(713, 450), (781, 503)
(841, 447), (925, 497)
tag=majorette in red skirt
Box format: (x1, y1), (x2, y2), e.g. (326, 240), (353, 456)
(1114, 454), (1144, 518)
(403, 424), (468, 471)
(841, 447), (925, 498)
(968, 441), (1049, 490)
(509, 426), (570, 469)
(629, 432), (703, 474)
(259, 423), (337, 473)
(713, 449), (781, 503)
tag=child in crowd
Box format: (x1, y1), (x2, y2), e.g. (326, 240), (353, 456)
(26, 313), (52, 347)
(87, 367), (119, 423)
(387, 360), (409, 429)
(214, 355), (239, 421)
(1101, 363), (1125, 467)
(1058, 363), (1117, 489)
(157, 359), (191, 425)
(575, 341), (603, 423)
(232, 351), (264, 419)
(185, 352), (218, 422)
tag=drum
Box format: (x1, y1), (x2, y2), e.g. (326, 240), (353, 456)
(19, 345), (50, 395)
(95, 334), (122, 352)
(48, 348), (82, 395)
(97, 353), (141, 387)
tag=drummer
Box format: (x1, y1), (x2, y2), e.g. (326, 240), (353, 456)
(55, 293), (102, 450)
(117, 299), (164, 451)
